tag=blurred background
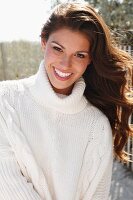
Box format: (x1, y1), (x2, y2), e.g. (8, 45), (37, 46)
(0, 0), (133, 199)
(0, 0), (132, 80)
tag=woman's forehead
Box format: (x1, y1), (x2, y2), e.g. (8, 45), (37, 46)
(47, 28), (91, 50)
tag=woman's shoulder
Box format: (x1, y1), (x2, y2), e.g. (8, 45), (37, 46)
(86, 102), (109, 123)
(0, 74), (36, 92)
(0, 75), (35, 104)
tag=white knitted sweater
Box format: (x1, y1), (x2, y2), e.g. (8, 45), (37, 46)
(0, 60), (113, 200)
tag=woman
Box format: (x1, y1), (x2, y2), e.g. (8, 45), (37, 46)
(0, 2), (132, 200)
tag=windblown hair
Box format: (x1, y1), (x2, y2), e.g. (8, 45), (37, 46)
(40, 2), (133, 162)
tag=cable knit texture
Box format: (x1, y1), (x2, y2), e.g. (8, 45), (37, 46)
(0, 60), (113, 200)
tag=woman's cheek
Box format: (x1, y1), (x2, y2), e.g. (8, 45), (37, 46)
(45, 48), (57, 60)
(44, 48), (53, 60)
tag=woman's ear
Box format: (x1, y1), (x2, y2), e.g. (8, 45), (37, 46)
(41, 38), (46, 51)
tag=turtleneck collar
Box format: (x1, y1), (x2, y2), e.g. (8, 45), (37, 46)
(28, 60), (88, 114)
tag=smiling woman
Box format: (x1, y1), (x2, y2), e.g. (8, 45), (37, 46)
(41, 28), (91, 95)
(0, 1), (133, 200)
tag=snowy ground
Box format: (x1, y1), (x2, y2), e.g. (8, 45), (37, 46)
(110, 160), (133, 200)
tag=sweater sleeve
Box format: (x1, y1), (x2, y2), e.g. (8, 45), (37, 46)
(81, 116), (113, 200)
(0, 111), (42, 200)
(90, 150), (113, 200)
(0, 82), (43, 200)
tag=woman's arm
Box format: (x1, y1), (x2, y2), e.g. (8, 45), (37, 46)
(0, 82), (52, 200)
(89, 151), (113, 200)
(0, 125), (42, 200)
(81, 116), (113, 200)
(0, 86), (43, 200)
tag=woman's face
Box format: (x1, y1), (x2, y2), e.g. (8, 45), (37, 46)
(42, 28), (91, 95)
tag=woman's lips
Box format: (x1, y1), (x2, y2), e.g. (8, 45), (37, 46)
(53, 67), (73, 81)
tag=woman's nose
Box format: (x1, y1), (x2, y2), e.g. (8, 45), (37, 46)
(59, 55), (72, 69)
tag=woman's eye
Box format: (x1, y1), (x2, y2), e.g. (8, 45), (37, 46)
(75, 53), (85, 59)
(53, 46), (63, 52)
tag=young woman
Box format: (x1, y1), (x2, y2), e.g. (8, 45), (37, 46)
(0, 2), (132, 200)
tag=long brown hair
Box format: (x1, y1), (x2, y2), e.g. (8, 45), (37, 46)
(40, 2), (133, 162)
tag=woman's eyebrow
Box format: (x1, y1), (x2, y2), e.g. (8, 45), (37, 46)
(51, 41), (65, 49)
(77, 50), (89, 54)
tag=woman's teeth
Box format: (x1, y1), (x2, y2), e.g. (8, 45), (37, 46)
(54, 68), (72, 78)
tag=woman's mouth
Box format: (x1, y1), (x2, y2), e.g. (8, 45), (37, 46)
(53, 67), (73, 81)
